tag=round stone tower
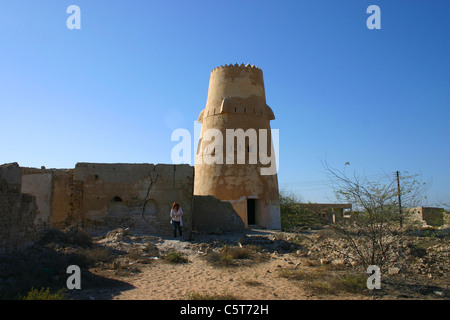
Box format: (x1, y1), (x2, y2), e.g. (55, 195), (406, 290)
(194, 64), (281, 229)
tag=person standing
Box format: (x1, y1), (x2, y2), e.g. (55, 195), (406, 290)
(170, 202), (183, 239)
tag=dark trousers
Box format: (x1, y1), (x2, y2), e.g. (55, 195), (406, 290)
(172, 220), (182, 238)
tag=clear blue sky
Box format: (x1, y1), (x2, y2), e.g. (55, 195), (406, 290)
(1, 1), (449, 207)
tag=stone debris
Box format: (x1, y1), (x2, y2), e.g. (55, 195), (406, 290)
(388, 267), (401, 275)
(1, 224), (448, 300)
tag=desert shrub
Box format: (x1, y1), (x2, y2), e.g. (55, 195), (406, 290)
(331, 274), (367, 293)
(38, 227), (92, 248)
(279, 268), (308, 280)
(126, 249), (143, 261)
(304, 281), (335, 295)
(414, 238), (440, 250)
(279, 267), (366, 295)
(288, 235), (304, 246)
(38, 229), (68, 244)
(407, 243), (427, 258)
(221, 246), (251, 259)
(325, 164), (429, 272)
(21, 287), (67, 300)
(165, 250), (189, 264)
(206, 251), (233, 267)
(67, 228), (92, 247)
(205, 245), (260, 267)
(279, 267), (325, 281)
(280, 192), (327, 231)
(144, 243), (158, 253)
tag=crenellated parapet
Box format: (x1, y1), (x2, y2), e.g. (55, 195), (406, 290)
(197, 63), (274, 123)
(211, 63), (262, 73)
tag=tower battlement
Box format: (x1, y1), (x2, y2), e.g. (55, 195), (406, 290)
(202, 62), (267, 118)
(211, 63), (262, 73)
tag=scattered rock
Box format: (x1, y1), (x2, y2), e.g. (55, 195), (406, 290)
(303, 259), (319, 267)
(388, 267), (401, 275)
(434, 291), (444, 297)
(331, 259), (345, 267)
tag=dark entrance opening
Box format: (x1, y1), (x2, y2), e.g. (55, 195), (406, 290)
(247, 199), (256, 225)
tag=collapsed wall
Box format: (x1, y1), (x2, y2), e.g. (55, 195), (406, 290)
(0, 163), (37, 253)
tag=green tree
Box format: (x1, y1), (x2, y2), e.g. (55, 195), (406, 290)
(279, 189), (326, 231)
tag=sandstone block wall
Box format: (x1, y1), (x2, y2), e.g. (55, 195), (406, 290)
(408, 207), (445, 227)
(51, 170), (75, 228)
(0, 163), (37, 253)
(74, 163), (194, 237)
(21, 168), (53, 230)
(18, 163), (195, 238)
(192, 195), (245, 233)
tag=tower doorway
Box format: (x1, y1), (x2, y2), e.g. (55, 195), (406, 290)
(247, 199), (256, 225)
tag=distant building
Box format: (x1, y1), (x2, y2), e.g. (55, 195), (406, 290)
(408, 207), (445, 227)
(299, 203), (352, 224)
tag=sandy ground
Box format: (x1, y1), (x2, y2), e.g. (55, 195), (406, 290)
(109, 252), (307, 300)
(74, 235), (368, 300)
(64, 228), (448, 300)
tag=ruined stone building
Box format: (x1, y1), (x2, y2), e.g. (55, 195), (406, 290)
(1, 163), (195, 245)
(1, 64), (445, 254)
(408, 207), (445, 227)
(299, 203), (352, 224)
(0, 64), (282, 252)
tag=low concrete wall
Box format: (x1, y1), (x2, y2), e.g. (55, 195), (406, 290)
(193, 195), (245, 233)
